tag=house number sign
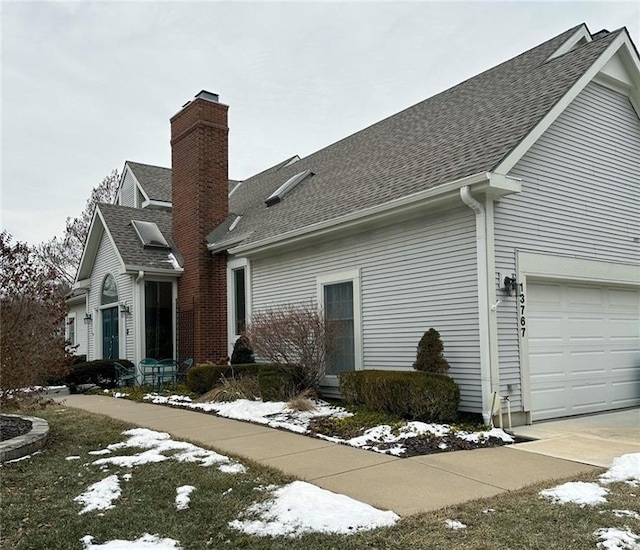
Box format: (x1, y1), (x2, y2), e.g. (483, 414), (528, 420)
(519, 282), (526, 337)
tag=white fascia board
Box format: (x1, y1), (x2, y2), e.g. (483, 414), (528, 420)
(495, 32), (631, 175)
(127, 165), (150, 204)
(546, 25), (591, 61)
(229, 171), (491, 256)
(141, 199), (172, 210)
(208, 233), (249, 253)
(67, 292), (88, 306)
(72, 279), (91, 290)
(75, 209), (105, 282)
(123, 265), (183, 276)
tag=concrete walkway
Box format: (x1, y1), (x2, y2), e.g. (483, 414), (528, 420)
(56, 395), (601, 516)
(512, 409), (640, 468)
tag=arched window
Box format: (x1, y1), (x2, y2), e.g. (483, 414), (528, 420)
(101, 274), (119, 305)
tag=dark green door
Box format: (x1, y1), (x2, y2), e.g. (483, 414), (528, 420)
(102, 307), (119, 359)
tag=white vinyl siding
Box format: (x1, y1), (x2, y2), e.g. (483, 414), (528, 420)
(119, 168), (137, 208)
(494, 81), (640, 413)
(87, 232), (134, 361)
(67, 302), (89, 357)
(251, 206), (482, 412)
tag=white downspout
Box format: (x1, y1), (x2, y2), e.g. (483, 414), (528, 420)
(460, 186), (493, 424)
(134, 270), (144, 378)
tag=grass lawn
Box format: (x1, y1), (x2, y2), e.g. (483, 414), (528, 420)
(1, 405), (638, 549)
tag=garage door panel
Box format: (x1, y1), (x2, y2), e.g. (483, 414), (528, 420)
(572, 382), (608, 411)
(528, 281), (640, 421)
(570, 351), (606, 376)
(612, 379), (640, 404)
(609, 289), (640, 308)
(567, 285), (604, 307)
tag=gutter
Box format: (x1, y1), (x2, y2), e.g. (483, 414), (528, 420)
(460, 186), (493, 424)
(230, 171), (490, 255)
(227, 171), (521, 257)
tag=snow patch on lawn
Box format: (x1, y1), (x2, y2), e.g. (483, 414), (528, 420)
(90, 428), (242, 473)
(81, 533), (182, 549)
(445, 519), (467, 530)
(175, 485), (195, 510)
(229, 480), (399, 537)
(539, 482), (608, 506)
(75, 475), (121, 514)
(599, 454), (640, 487)
(594, 527), (640, 550)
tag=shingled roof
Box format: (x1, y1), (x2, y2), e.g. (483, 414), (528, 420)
(210, 25), (623, 250)
(98, 203), (181, 272)
(127, 161), (172, 203)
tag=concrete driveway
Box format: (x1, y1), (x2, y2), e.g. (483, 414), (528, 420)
(511, 408), (640, 467)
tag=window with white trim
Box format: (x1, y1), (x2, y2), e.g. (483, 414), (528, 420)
(317, 269), (362, 374)
(67, 316), (76, 346)
(227, 258), (251, 347)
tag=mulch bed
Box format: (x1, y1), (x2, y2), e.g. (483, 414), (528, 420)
(0, 415), (32, 442)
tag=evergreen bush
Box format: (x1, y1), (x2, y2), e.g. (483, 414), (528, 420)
(230, 335), (255, 365)
(186, 363), (301, 397)
(63, 359), (135, 391)
(413, 328), (450, 373)
(339, 370), (460, 423)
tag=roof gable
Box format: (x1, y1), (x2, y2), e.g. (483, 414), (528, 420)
(126, 161), (172, 203)
(98, 203), (182, 273)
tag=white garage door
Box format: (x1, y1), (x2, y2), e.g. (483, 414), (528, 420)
(527, 281), (640, 421)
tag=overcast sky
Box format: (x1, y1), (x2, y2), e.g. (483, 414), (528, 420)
(2, 1), (639, 245)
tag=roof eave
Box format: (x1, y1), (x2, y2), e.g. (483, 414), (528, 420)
(122, 265), (184, 276)
(229, 171), (520, 256)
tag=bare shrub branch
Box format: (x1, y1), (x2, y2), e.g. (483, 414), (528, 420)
(245, 301), (342, 392)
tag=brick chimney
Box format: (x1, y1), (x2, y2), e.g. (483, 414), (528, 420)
(171, 90), (228, 364)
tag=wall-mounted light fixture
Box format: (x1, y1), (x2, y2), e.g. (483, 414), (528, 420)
(83, 313), (93, 324)
(119, 302), (131, 315)
(503, 275), (517, 297)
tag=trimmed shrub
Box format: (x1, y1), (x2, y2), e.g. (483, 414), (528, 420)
(230, 335), (255, 365)
(186, 363), (302, 397)
(338, 370), (460, 423)
(64, 359), (135, 391)
(413, 328), (450, 373)
(258, 369), (294, 402)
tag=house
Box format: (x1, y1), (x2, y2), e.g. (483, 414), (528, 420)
(70, 24), (640, 425)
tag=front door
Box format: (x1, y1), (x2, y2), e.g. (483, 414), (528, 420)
(102, 307), (119, 359)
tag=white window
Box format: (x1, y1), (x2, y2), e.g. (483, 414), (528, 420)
(67, 315), (76, 346)
(316, 269), (362, 375)
(227, 258), (251, 353)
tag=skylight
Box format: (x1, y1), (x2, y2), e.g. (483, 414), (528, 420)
(131, 220), (169, 248)
(265, 170), (314, 207)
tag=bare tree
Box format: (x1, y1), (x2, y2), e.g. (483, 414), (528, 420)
(245, 300), (342, 391)
(36, 169), (119, 287)
(1, 232), (68, 394)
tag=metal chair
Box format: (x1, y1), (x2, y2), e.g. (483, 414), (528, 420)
(176, 358), (194, 384)
(155, 359), (179, 391)
(139, 358), (158, 386)
(114, 362), (137, 387)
